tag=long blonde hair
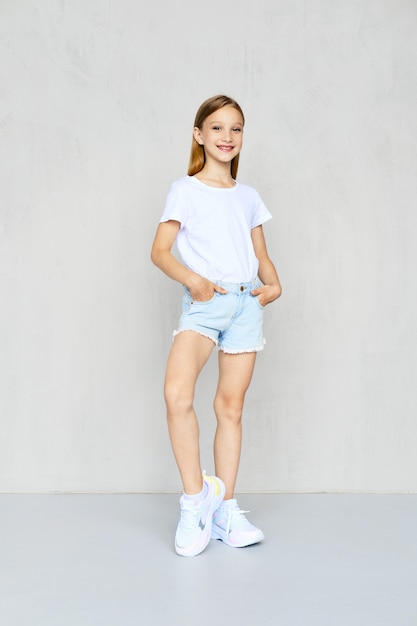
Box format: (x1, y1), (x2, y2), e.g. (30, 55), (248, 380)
(188, 95), (245, 179)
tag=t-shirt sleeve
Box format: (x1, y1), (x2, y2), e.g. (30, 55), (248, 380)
(159, 182), (187, 225)
(251, 190), (273, 229)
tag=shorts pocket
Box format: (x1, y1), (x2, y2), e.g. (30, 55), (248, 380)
(190, 291), (219, 305)
(252, 294), (265, 310)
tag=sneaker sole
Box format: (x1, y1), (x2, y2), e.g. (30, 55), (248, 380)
(211, 525), (265, 548)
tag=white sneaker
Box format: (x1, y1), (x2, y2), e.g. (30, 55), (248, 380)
(175, 474), (225, 557)
(211, 499), (265, 547)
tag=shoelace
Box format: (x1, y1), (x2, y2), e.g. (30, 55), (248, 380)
(180, 504), (201, 529)
(224, 506), (250, 535)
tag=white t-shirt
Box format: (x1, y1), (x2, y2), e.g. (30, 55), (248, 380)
(159, 176), (272, 282)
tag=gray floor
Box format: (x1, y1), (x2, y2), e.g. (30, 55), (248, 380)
(0, 494), (416, 626)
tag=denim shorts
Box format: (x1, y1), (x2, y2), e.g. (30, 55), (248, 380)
(173, 279), (265, 354)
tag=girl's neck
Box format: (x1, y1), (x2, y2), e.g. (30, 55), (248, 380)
(194, 164), (235, 189)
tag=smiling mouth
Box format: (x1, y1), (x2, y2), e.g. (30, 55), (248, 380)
(217, 145), (234, 152)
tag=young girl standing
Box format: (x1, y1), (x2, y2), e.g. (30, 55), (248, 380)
(151, 95), (282, 557)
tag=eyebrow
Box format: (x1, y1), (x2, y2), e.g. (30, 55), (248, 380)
(209, 120), (243, 125)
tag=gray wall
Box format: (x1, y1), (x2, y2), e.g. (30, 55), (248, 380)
(1, 1), (416, 493)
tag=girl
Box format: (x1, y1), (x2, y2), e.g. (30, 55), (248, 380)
(151, 95), (282, 557)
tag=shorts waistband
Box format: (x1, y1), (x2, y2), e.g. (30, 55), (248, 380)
(213, 278), (260, 294)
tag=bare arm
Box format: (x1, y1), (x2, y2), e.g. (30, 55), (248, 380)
(250, 225), (282, 306)
(150, 220), (227, 300)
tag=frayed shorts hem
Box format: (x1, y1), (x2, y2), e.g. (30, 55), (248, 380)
(219, 338), (266, 354)
(172, 329), (266, 354)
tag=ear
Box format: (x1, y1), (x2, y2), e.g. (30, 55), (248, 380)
(193, 127), (204, 145)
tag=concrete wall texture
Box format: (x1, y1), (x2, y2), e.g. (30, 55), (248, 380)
(1, 1), (416, 493)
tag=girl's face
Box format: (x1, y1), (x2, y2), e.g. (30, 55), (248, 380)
(193, 106), (244, 168)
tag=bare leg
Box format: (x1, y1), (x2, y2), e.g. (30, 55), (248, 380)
(164, 331), (215, 495)
(213, 351), (257, 499)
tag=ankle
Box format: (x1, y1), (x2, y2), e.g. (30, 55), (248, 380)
(182, 481), (208, 503)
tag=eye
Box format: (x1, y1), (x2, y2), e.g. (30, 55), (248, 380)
(233, 127), (242, 133)
(212, 125), (221, 131)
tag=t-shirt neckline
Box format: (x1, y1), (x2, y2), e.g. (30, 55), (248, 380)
(188, 175), (238, 191)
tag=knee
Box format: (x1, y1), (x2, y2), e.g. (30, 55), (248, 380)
(164, 381), (193, 416)
(214, 395), (244, 425)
